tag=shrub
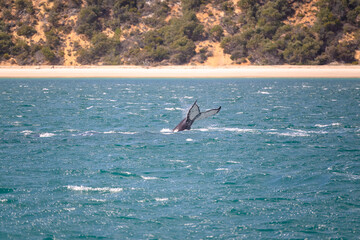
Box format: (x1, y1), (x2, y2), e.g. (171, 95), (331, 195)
(210, 25), (224, 41)
(0, 31), (14, 55)
(17, 25), (37, 38)
(41, 46), (57, 64)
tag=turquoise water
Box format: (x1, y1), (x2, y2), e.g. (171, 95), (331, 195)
(1, 78), (360, 239)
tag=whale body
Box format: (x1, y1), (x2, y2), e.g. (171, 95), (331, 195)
(173, 101), (221, 132)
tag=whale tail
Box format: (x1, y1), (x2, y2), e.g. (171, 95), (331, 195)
(173, 100), (221, 132)
(187, 100), (221, 122)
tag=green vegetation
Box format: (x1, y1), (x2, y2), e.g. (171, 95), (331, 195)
(17, 25), (37, 38)
(0, 0), (359, 65)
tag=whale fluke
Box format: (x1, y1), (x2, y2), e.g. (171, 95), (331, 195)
(173, 100), (221, 132)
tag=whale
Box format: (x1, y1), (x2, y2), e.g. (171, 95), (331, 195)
(173, 100), (221, 132)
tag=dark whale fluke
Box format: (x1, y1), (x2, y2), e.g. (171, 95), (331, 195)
(173, 100), (221, 132)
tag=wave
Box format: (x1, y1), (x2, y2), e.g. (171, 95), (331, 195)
(21, 130), (33, 136)
(39, 133), (56, 138)
(200, 127), (258, 133)
(66, 185), (123, 193)
(267, 129), (328, 137)
(315, 123), (341, 128)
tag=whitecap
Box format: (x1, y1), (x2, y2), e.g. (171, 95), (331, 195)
(66, 185), (123, 193)
(315, 124), (330, 128)
(39, 133), (56, 138)
(216, 168), (229, 171)
(209, 127), (257, 133)
(21, 130), (33, 136)
(119, 131), (137, 135)
(257, 91), (270, 95)
(227, 161), (240, 164)
(0, 199), (7, 203)
(186, 138), (194, 142)
(184, 96), (193, 99)
(195, 128), (209, 132)
(86, 106), (93, 110)
(165, 107), (182, 111)
(90, 198), (106, 202)
(141, 176), (159, 180)
(169, 160), (186, 163)
(64, 208), (75, 211)
(104, 131), (116, 134)
(268, 131), (310, 137)
(155, 198), (168, 202)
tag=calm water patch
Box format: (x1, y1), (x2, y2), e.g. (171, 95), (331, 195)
(1, 78), (360, 239)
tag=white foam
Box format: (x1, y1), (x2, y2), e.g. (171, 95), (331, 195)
(268, 130), (310, 137)
(216, 168), (229, 171)
(90, 198), (107, 202)
(209, 127), (257, 133)
(21, 130), (33, 136)
(64, 207), (75, 211)
(169, 160), (186, 163)
(315, 123), (341, 128)
(227, 161), (240, 164)
(39, 133), (56, 138)
(257, 91), (270, 95)
(0, 199), (7, 203)
(141, 176), (159, 180)
(67, 185), (123, 193)
(155, 198), (169, 202)
(184, 96), (193, 99)
(119, 131), (138, 135)
(104, 131), (116, 134)
(315, 124), (329, 128)
(86, 106), (93, 110)
(165, 107), (182, 111)
(186, 138), (194, 142)
(160, 128), (173, 134)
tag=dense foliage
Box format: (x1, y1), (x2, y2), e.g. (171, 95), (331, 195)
(0, 0), (359, 65)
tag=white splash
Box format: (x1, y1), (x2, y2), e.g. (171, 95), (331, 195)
(160, 128), (173, 134)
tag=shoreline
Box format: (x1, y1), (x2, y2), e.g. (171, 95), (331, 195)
(0, 65), (360, 78)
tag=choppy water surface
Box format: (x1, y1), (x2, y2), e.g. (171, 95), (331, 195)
(1, 78), (360, 239)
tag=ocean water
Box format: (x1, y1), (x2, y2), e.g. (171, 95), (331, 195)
(0, 78), (360, 239)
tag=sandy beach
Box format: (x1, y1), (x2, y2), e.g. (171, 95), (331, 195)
(0, 65), (359, 78)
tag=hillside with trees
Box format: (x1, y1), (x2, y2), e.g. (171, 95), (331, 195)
(0, 0), (359, 66)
